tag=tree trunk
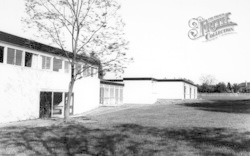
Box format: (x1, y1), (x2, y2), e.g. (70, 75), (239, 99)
(64, 64), (75, 121)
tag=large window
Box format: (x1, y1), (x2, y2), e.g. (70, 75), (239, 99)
(115, 87), (119, 104)
(190, 88), (192, 99)
(100, 86), (104, 104)
(25, 52), (38, 68)
(53, 58), (63, 72)
(7, 48), (23, 66)
(110, 86), (114, 100)
(0, 46), (4, 63)
(40, 91), (74, 117)
(41, 55), (51, 70)
(53, 92), (63, 115)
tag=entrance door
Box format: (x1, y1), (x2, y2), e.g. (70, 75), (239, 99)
(40, 92), (52, 118)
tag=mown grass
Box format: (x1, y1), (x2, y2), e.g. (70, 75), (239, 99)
(0, 100), (250, 156)
(181, 99), (250, 114)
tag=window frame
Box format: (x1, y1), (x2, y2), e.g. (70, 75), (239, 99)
(25, 51), (34, 68)
(53, 57), (63, 72)
(7, 47), (23, 66)
(41, 55), (52, 70)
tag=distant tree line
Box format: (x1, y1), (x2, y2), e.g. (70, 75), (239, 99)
(198, 82), (241, 93)
(198, 74), (244, 93)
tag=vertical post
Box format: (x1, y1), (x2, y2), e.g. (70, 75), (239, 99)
(22, 51), (25, 67)
(51, 92), (54, 118)
(3, 46), (7, 64)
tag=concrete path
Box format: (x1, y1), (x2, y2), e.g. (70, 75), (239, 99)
(72, 104), (147, 117)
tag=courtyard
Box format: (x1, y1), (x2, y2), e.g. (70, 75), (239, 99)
(0, 99), (250, 155)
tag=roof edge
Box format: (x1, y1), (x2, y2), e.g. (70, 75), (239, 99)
(120, 77), (197, 86)
(101, 80), (124, 86)
(0, 31), (100, 66)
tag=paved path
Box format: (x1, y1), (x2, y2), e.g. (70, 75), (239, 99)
(72, 104), (147, 117)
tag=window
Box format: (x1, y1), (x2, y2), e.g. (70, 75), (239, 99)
(100, 86), (104, 104)
(190, 88), (192, 99)
(110, 86), (114, 99)
(53, 92), (63, 115)
(25, 52), (33, 67)
(41, 55), (51, 69)
(53, 58), (63, 72)
(104, 87), (109, 100)
(25, 52), (38, 68)
(64, 61), (70, 73)
(115, 87), (119, 104)
(120, 88), (123, 102)
(0, 46), (4, 63)
(7, 48), (23, 66)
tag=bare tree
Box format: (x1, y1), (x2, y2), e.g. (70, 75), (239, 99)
(199, 74), (216, 85)
(23, 0), (132, 120)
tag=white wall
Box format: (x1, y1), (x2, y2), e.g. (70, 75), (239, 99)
(156, 82), (185, 99)
(123, 80), (157, 104)
(122, 80), (198, 104)
(183, 83), (197, 99)
(0, 63), (68, 123)
(0, 42), (100, 123)
(74, 77), (100, 114)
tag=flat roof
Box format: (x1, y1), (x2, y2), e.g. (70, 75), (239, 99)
(100, 80), (124, 86)
(0, 31), (100, 66)
(107, 77), (197, 86)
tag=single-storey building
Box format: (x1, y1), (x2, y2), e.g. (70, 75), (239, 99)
(0, 31), (198, 124)
(107, 78), (198, 104)
(0, 31), (100, 123)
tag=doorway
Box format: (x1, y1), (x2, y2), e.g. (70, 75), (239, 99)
(39, 92), (52, 118)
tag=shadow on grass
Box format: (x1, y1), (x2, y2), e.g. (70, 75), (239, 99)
(0, 120), (250, 155)
(180, 100), (250, 114)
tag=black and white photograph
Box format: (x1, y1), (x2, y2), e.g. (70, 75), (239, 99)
(0, 0), (249, 155)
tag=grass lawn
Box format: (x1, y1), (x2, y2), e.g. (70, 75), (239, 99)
(0, 100), (250, 156)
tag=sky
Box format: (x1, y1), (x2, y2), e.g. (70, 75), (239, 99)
(0, 0), (249, 84)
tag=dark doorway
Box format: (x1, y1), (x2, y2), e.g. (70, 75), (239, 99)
(40, 92), (52, 118)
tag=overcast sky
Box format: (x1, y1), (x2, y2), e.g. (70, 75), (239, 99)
(0, 0), (249, 84)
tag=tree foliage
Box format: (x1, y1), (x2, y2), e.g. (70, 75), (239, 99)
(232, 83), (240, 93)
(214, 82), (227, 93)
(198, 82), (244, 93)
